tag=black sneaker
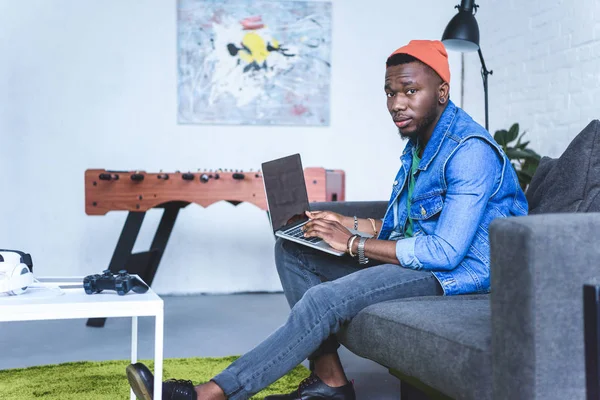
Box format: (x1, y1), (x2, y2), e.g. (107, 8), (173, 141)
(264, 373), (355, 400)
(126, 362), (198, 400)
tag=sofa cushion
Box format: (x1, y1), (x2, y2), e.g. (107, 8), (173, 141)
(527, 119), (600, 213)
(338, 295), (491, 400)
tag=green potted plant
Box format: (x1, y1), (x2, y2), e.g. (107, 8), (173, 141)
(494, 123), (541, 191)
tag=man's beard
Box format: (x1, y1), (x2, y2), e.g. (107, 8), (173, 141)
(396, 109), (438, 141)
(397, 129), (411, 141)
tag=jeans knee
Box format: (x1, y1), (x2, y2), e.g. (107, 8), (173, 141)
(275, 239), (305, 273)
(275, 238), (295, 262)
(303, 282), (358, 324)
(302, 284), (337, 316)
(274, 237), (286, 255)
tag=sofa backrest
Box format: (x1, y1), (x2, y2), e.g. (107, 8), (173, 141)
(526, 120), (600, 214)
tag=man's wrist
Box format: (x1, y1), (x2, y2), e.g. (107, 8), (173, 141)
(358, 237), (369, 264)
(351, 237), (360, 255)
(347, 235), (359, 257)
(342, 216), (353, 229)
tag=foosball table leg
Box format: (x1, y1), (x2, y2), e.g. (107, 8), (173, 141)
(86, 202), (187, 328)
(144, 203), (184, 287)
(86, 211), (146, 327)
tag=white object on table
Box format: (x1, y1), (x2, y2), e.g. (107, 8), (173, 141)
(0, 276), (164, 400)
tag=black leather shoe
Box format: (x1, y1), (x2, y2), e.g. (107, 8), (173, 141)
(126, 362), (198, 400)
(264, 373), (355, 400)
(127, 363), (154, 399)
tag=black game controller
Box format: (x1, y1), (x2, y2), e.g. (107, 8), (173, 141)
(83, 269), (149, 295)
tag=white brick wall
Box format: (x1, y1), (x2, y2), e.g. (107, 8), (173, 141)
(461, 0), (600, 158)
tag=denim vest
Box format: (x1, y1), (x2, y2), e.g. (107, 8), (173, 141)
(379, 101), (528, 295)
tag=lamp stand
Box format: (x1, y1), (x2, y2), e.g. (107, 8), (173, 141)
(477, 48), (493, 131)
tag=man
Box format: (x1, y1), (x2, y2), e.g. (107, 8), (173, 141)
(126, 40), (528, 400)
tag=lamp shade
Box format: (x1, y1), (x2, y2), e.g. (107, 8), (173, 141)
(442, 10), (480, 52)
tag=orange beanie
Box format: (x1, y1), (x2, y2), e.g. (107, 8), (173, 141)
(387, 40), (450, 83)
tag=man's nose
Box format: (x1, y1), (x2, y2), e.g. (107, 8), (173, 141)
(391, 96), (407, 112)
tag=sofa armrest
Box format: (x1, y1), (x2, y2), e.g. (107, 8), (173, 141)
(309, 201), (388, 219)
(490, 213), (600, 399)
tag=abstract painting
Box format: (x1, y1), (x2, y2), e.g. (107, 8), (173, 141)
(177, 0), (332, 125)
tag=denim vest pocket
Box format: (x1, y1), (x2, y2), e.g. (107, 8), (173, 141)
(409, 192), (444, 221)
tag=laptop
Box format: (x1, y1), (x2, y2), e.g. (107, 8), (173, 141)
(262, 154), (361, 256)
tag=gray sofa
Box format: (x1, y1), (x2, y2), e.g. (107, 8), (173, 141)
(311, 120), (600, 399)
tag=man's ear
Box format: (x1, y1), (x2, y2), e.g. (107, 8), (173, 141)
(438, 82), (450, 104)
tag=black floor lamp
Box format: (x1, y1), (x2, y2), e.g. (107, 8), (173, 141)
(441, 0), (493, 131)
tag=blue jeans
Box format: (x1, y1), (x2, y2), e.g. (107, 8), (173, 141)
(211, 239), (442, 399)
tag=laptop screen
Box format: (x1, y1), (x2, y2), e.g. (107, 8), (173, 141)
(262, 154), (310, 234)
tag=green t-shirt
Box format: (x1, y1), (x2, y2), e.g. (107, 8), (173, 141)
(405, 146), (421, 238)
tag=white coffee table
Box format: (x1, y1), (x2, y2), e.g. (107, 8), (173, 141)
(0, 276), (164, 400)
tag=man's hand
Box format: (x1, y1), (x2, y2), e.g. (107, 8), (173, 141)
(302, 218), (352, 253)
(305, 210), (348, 226)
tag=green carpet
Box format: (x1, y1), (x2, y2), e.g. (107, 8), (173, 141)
(0, 356), (310, 399)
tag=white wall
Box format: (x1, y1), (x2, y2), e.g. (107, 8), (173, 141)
(0, 0), (461, 294)
(462, 0), (600, 158)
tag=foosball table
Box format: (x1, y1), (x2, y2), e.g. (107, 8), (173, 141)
(84, 167), (345, 327)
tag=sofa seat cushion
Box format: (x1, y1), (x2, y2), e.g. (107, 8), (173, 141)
(337, 295), (491, 400)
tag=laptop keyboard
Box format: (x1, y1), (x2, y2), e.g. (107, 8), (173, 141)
(284, 224), (323, 244)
